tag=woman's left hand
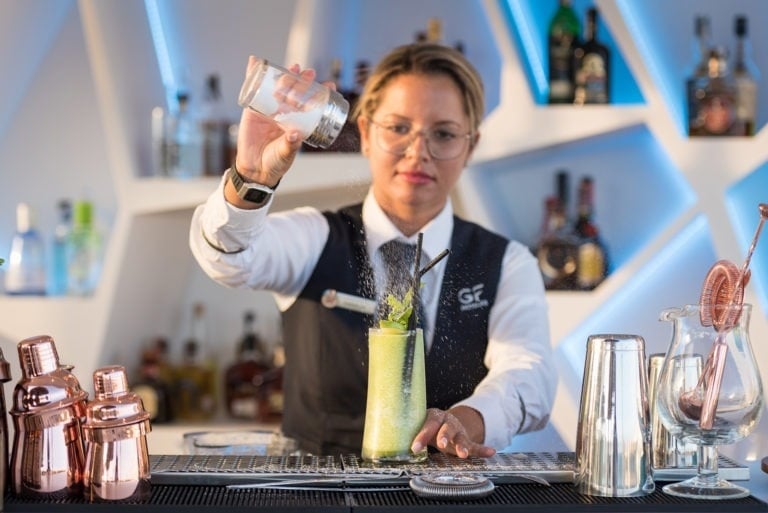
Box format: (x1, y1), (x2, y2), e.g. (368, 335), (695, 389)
(411, 406), (496, 459)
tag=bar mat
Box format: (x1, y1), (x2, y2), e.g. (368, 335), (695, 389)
(5, 483), (767, 513)
(147, 451), (749, 486)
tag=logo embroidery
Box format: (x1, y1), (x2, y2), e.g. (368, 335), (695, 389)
(458, 284), (489, 312)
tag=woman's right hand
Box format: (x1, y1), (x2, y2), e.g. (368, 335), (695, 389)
(230, 56), (310, 192)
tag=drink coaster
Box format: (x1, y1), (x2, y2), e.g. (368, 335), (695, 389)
(409, 472), (494, 499)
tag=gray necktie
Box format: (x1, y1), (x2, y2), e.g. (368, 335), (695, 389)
(378, 240), (427, 330)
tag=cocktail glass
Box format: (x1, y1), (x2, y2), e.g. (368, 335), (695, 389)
(361, 328), (427, 463)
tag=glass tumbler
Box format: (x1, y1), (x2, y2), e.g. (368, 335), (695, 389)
(361, 328), (427, 463)
(238, 58), (349, 149)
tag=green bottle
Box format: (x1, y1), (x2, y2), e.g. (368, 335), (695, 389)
(67, 199), (103, 296)
(548, 0), (581, 104)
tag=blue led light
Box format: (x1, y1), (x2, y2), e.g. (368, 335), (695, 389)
(144, 0), (177, 111)
(726, 164), (768, 313)
(501, 0), (548, 103)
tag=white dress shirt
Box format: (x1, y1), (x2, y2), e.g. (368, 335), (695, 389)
(190, 176), (556, 449)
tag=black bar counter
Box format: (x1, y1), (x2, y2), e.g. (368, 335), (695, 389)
(5, 482), (768, 513)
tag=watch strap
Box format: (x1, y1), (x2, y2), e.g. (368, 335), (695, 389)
(227, 166), (278, 205)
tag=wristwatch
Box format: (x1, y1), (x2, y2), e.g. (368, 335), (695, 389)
(227, 165), (277, 204)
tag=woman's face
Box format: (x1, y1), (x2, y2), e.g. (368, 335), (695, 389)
(359, 73), (475, 217)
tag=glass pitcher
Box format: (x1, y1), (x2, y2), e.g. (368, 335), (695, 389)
(655, 304), (763, 499)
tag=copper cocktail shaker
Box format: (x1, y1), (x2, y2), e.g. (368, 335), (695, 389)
(9, 335), (88, 498)
(83, 365), (151, 502)
(0, 347), (13, 509)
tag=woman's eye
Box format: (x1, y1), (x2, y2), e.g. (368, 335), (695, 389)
(389, 124), (411, 135)
(433, 129), (458, 141)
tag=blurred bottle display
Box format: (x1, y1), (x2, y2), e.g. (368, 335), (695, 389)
(49, 199), (72, 296)
(685, 15), (713, 134)
(173, 303), (218, 421)
(132, 338), (174, 424)
(732, 15), (758, 136)
(224, 310), (271, 420)
(4, 202), (47, 295)
(67, 199), (103, 296)
(573, 7), (610, 105)
(689, 47), (737, 136)
(167, 90), (204, 178)
(536, 171), (578, 289)
(201, 73), (231, 175)
(572, 176), (608, 290)
(547, 0), (581, 104)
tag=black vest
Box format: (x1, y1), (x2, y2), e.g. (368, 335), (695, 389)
(281, 204), (508, 455)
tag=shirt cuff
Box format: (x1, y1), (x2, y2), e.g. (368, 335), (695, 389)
(455, 388), (524, 450)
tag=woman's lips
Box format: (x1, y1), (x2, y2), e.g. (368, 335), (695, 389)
(398, 170), (433, 184)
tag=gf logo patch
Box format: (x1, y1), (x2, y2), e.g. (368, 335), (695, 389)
(458, 284), (489, 312)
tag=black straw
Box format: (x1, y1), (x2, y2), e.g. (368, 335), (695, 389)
(402, 233), (424, 394)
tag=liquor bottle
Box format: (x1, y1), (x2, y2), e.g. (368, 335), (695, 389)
(572, 176), (608, 290)
(67, 199), (103, 296)
(201, 73), (230, 175)
(686, 15), (713, 135)
(547, 0), (581, 104)
(267, 342), (285, 419)
(535, 171), (578, 290)
(167, 90), (203, 178)
(732, 15), (758, 136)
(224, 311), (271, 420)
(426, 17), (443, 44)
(132, 340), (174, 424)
(573, 7), (610, 105)
(4, 203), (46, 295)
(174, 338), (217, 421)
(49, 199), (72, 296)
(689, 48), (738, 136)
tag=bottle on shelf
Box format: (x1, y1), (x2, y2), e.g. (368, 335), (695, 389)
(689, 47), (738, 136)
(201, 73), (231, 175)
(267, 341), (285, 420)
(150, 106), (166, 176)
(67, 199), (103, 296)
(572, 176), (608, 290)
(49, 199), (72, 296)
(4, 202), (47, 296)
(174, 338), (217, 422)
(173, 302), (218, 421)
(685, 15), (713, 135)
(732, 15), (758, 136)
(131, 338), (174, 424)
(547, 0), (581, 104)
(224, 310), (272, 421)
(166, 90), (204, 178)
(426, 17), (443, 44)
(573, 7), (610, 105)
(535, 171), (578, 290)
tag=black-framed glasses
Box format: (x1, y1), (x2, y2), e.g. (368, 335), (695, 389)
(368, 119), (472, 161)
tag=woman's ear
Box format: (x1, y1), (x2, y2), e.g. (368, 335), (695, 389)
(465, 131), (480, 165)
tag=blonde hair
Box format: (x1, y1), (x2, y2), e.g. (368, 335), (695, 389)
(352, 43), (485, 136)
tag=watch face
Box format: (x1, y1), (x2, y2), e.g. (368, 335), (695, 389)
(243, 187), (270, 203)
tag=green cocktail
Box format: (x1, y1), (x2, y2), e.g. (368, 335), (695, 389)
(361, 327), (427, 462)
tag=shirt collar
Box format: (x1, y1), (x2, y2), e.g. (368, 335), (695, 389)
(362, 188), (454, 262)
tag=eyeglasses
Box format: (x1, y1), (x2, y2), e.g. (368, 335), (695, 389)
(368, 119), (472, 161)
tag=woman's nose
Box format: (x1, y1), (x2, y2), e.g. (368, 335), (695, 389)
(404, 131), (431, 159)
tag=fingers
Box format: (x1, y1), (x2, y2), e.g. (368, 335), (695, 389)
(412, 409), (496, 459)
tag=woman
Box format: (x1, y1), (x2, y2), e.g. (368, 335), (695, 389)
(190, 43), (556, 458)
